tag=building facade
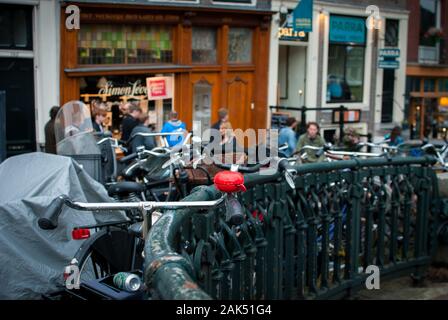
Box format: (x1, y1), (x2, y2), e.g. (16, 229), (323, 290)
(269, 0), (409, 142)
(1, 0), (273, 157)
(0, 0), (59, 157)
(60, 0), (273, 141)
(405, 0), (448, 140)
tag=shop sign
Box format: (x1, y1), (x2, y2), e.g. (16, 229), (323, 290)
(278, 13), (307, 41)
(146, 76), (174, 101)
(329, 15), (366, 45)
(292, 0), (313, 33)
(378, 48), (400, 69)
(80, 12), (179, 24)
(98, 79), (147, 97)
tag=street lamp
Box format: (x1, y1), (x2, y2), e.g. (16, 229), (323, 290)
(279, 2), (288, 14)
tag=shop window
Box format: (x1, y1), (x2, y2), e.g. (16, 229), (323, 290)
(327, 46), (365, 103)
(409, 77), (421, 92)
(228, 28), (253, 63)
(439, 78), (448, 92)
(419, 0), (440, 47)
(192, 27), (217, 64)
(385, 19), (399, 47)
(0, 5), (33, 50)
(78, 25), (173, 65)
(326, 15), (366, 103)
(424, 78), (435, 92)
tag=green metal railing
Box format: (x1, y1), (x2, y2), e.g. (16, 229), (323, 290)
(144, 156), (447, 300)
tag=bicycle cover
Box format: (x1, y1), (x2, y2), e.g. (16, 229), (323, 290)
(0, 152), (126, 299)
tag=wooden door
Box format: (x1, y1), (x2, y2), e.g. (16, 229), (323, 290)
(226, 72), (253, 132)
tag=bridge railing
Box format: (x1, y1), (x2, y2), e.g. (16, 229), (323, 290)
(144, 156), (446, 300)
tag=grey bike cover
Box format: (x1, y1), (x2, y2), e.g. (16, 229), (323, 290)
(0, 152), (127, 299)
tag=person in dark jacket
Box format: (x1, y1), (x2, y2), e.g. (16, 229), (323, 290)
(44, 106), (60, 154)
(211, 108), (229, 131)
(121, 103), (142, 142)
(129, 112), (156, 153)
(209, 108), (229, 144)
(92, 103), (107, 133)
(218, 121), (240, 154)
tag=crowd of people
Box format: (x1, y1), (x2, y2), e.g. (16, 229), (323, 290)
(43, 101), (239, 156)
(43, 101), (405, 162)
(277, 116), (405, 163)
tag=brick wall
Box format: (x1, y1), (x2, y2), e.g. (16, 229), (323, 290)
(407, 0), (420, 63)
(442, 0), (448, 64)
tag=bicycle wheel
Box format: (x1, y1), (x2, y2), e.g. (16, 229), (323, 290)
(73, 228), (144, 283)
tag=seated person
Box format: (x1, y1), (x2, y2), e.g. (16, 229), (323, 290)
(342, 127), (361, 151)
(278, 117), (298, 157)
(384, 126), (404, 146)
(129, 112), (156, 153)
(296, 122), (326, 163)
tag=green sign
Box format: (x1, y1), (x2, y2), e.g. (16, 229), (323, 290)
(329, 15), (366, 45)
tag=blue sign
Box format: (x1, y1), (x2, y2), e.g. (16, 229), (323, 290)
(379, 48), (400, 58)
(378, 48), (400, 69)
(329, 15), (366, 45)
(292, 0), (313, 33)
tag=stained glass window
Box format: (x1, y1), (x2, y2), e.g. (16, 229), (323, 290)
(192, 27), (217, 64)
(78, 24), (173, 65)
(228, 28), (253, 63)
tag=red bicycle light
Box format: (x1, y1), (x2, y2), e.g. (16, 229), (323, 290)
(214, 171), (247, 193)
(72, 228), (90, 240)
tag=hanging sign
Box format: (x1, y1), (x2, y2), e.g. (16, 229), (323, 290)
(146, 76), (174, 101)
(292, 0), (313, 33)
(378, 48), (400, 69)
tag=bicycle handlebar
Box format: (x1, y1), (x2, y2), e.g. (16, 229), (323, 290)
(38, 195), (226, 230)
(38, 195), (70, 230)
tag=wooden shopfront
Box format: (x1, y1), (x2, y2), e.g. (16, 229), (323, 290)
(60, 2), (272, 138)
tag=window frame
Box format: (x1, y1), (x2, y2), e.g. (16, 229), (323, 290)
(326, 14), (367, 104)
(385, 19), (399, 48)
(227, 26), (255, 65)
(0, 5), (33, 51)
(419, 0), (441, 47)
(191, 27), (219, 65)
